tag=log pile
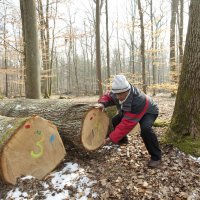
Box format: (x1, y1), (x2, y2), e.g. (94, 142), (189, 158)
(0, 99), (110, 150)
(0, 99), (91, 148)
(0, 115), (66, 185)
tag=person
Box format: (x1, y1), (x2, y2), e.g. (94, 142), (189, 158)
(95, 74), (161, 168)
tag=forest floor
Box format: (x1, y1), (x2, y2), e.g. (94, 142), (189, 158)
(1, 94), (200, 200)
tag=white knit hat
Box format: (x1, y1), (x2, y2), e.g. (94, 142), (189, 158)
(112, 75), (131, 93)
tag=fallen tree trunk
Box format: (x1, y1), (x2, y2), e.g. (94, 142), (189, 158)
(0, 115), (66, 185)
(0, 99), (109, 150)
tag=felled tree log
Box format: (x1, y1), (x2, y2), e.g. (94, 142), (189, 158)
(81, 108), (109, 150)
(0, 99), (109, 150)
(0, 115), (66, 185)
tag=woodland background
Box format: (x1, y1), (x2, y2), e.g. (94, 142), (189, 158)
(1, 0), (200, 199)
(0, 0), (188, 98)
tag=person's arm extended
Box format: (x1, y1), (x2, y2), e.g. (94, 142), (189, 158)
(98, 91), (116, 107)
(109, 96), (149, 143)
(109, 111), (139, 143)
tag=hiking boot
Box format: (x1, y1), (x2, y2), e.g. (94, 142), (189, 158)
(148, 159), (161, 168)
(118, 136), (129, 145)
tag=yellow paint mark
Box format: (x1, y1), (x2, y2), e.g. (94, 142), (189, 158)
(31, 131), (45, 159)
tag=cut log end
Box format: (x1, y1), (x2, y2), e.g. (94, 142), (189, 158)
(81, 108), (109, 151)
(0, 116), (66, 185)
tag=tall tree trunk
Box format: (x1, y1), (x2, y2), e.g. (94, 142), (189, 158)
(150, 0), (156, 96)
(178, 0), (184, 68)
(130, 0), (136, 76)
(95, 0), (103, 96)
(170, 0), (178, 84)
(137, 0), (146, 93)
(116, 15), (122, 73)
(19, 0), (26, 97)
(73, 39), (79, 94)
(105, 0), (110, 85)
(20, 0), (41, 99)
(3, 12), (8, 97)
(44, 0), (50, 98)
(167, 0), (200, 139)
(84, 22), (90, 93)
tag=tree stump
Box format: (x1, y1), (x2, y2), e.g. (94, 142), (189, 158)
(0, 115), (66, 185)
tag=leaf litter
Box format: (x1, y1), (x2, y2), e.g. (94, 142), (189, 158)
(0, 93), (200, 200)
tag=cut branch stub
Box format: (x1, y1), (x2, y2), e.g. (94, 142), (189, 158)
(0, 115), (66, 185)
(81, 108), (109, 151)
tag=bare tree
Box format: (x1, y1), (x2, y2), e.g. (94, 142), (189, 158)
(178, 0), (184, 67)
(95, 0), (103, 96)
(2, 2), (8, 97)
(170, 0), (178, 84)
(20, 0), (41, 99)
(167, 0), (200, 140)
(105, 0), (110, 83)
(137, 0), (146, 93)
(130, 0), (136, 76)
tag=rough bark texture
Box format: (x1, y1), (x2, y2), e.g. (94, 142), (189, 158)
(170, 0), (178, 84)
(137, 0), (146, 93)
(0, 115), (27, 150)
(95, 0), (103, 96)
(20, 0), (41, 98)
(0, 99), (92, 149)
(167, 0), (200, 139)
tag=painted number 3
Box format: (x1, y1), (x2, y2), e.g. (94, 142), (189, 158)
(31, 130), (44, 159)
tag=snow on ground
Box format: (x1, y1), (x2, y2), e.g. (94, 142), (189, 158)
(4, 162), (98, 200)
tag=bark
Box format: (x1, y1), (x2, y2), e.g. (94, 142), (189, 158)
(105, 0), (110, 83)
(137, 0), (147, 93)
(170, 0), (178, 84)
(178, 0), (184, 67)
(167, 0), (200, 139)
(72, 39), (79, 94)
(130, 0), (136, 76)
(0, 115), (65, 185)
(20, 0), (41, 99)
(95, 0), (103, 96)
(38, 0), (48, 96)
(0, 99), (94, 149)
(116, 16), (122, 73)
(150, 0), (156, 96)
(3, 7), (8, 97)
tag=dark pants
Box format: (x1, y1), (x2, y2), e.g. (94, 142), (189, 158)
(112, 113), (161, 161)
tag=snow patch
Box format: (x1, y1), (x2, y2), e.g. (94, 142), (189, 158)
(7, 124), (13, 129)
(4, 162), (98, 200)
(15, 104), (22, 109)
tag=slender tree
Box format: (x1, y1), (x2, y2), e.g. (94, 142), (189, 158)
(20, 0), (41, 98)
(105, 0), (110, 84)
(170, 0), (178, 84)
(95, 0), (103, 96)
(178, 0), (184, 67)
(3, 2), (8, 97)
(137, 0), (146, 93)
(130, 0), (136, 76)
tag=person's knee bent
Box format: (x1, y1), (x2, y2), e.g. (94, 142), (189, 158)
(140, 125), (152, 138)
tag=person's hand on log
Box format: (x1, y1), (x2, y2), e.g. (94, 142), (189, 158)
(93, 103), (105, 111)
(101, 137), (111, 147)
